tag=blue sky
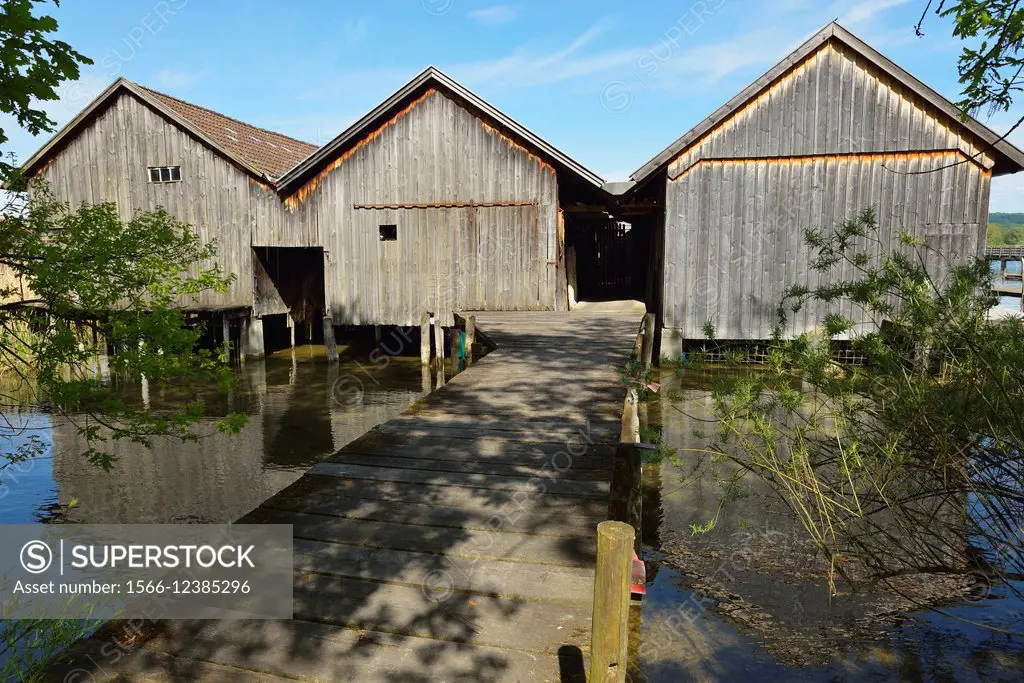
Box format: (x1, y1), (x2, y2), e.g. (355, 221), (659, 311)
(8, 0), (1024, 211)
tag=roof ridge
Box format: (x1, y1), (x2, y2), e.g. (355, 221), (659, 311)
(130, 81), (317, 151)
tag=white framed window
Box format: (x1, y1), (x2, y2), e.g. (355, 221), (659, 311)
(148, 166), (181, 183)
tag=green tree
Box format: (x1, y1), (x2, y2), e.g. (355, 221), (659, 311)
(988, 222), (1005, 244)
(0, 0), (240, 471)
(1002, 225), (1024, 243)
(688, 209), (1023, 596)
(918, 1), (1024, 122)
(0, 2), (241, 680)
(0, 0), (90, 177)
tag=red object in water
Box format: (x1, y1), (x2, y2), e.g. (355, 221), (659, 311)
(631, 550), (646, 598)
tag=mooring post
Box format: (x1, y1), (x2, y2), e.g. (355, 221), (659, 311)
(324, 315), (339, 363)
(433, 316), (444, 369)
(287, 313), (296, 348)
(247, 316), (266, 360)
(466, 315), (476, 366)
(222, 315), (231, 357)
(239, 317), (249, 365)
(641, 313), (655, 370)
(420, 312), (431, 366)
(450, 328), (460, 372)
(591, 521), (634, 683)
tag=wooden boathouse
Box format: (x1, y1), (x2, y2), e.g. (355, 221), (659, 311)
(18, 20), (1024, 361)
(20, 69), (617, 358)
(619, 22), (1024, 357)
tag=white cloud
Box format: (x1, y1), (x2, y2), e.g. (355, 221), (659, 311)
(446, 21), (799, 96)
(837, 0), (913, 26)
(467, 5), (520, 26)
(154, 68), (206, 90)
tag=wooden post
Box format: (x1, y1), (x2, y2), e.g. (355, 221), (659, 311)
(375, 325), (382, 344)
(466, 315), (476, 366)
(433, 317), (444, 369)
(450, 328), (460, 372)
(620, 387), (639, 444)
(421, 364), (432, 394)
(420, 312), (431, 366)
(287, 313), (295, 348)
(246, 317), (265, 359)
(641, 313), (655, 370)
(239, 317), (249, 365)
(591, 521), (634, 683)
(324, 315), (339, 363)
(222, 316), (231, 357)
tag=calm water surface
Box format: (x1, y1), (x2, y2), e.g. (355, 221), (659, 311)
(633, 368), (1024, 682)
(0, 345), (443, 525)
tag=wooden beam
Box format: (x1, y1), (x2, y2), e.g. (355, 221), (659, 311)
(591, 521), (634, 683)
(420, 312), (431, 366)
(465, 315), (476, 367)
(324, 315), (339, 363)
(641, 313), (656, 370)
(353, 200), (538, 209)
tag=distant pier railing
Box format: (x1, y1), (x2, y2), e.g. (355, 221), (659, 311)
(986, 246), (1024, 259)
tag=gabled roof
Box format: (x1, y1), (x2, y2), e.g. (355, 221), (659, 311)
(277, 66), (605, 194)
(22, 78), (318, 183)
(630, 21), (1024, 186)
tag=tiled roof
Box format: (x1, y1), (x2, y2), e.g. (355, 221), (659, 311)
(134, 83), (319, 181)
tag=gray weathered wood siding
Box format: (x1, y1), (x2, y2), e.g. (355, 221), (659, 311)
(34, 91), (304, 310)
(284, 88), (559, 327)
(662, 41), (992, 344)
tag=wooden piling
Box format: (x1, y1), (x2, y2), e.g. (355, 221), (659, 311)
(324, 315), (339, 363)
(466, 315), (476, 366)
(450, 328), (460, 371)
(222, 316), (231, 356)
(641, 313), (655, 370)
(591, 521), (634, 683)
(239, 317), (249, 364)
(433, 317), (444, 368)
(420, 312), (431, 366)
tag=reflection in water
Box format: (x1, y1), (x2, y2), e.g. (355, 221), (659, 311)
(632, 368), (1024, 683)
(1, 346), (435, 525)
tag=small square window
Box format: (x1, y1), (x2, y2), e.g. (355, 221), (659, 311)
(148, 166), (182, 183)
(379, 224), (397, 242)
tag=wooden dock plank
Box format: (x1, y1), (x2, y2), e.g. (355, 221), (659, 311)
(309, 461), (610, 496)
(293, 538), (596, 603)
(65, 311), (638, 682)
(325, 452), (610, 480)
(247, 508), (597, 567)
(293, 576), (592, 654)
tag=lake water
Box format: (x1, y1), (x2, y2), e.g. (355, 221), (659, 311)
(0, 344), (446, 526)
(632, 368), (1024, 682)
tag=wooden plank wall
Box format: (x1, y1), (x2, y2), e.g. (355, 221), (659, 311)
(662, 40), (992, 343)
(284, 89), (560, 327)
(36, 92), (319, 311)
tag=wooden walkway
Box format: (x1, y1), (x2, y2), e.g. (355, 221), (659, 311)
(57, 311), (640, 682)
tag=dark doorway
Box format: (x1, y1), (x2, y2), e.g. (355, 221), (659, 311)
(252, 247), (327, 351)
(569, 217), (648, 302)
